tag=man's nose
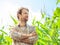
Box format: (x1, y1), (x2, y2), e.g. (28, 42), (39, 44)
(26, 14), (28, 16)
(25, 14), (28, 17)
(26, 15), (28, 17)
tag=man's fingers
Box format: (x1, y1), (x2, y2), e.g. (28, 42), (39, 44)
(31, 32), (37, 36)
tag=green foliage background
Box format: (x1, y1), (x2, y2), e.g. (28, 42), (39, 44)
(33, 7), (60, 45)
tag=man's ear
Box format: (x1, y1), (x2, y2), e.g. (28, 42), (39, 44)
(18, 14), (22, 20)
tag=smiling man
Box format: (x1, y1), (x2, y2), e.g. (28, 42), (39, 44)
(10, 7), (38, 45)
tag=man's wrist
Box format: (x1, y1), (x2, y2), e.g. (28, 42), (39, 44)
(26, 34), (33, 37)
(22, 33), (33, 37)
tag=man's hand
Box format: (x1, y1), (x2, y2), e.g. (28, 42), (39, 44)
(30, 31), (37, 36)
(20, 32), (37, 44)
(20, 31), (37, 40)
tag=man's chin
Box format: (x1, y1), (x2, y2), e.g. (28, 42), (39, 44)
(25, 18), (28, 21)
(25, 19), (28, 22)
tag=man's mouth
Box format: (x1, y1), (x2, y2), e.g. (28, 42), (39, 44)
(25, 17), (28, 21)
(26, 18), (28, 19)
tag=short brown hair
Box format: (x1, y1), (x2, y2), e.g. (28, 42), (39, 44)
(17, 7), (29, 19)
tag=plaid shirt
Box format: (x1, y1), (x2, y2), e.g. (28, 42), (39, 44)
(10, 24), (38, 45)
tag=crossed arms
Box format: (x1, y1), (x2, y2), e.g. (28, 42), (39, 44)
(10, 28), (38, 44)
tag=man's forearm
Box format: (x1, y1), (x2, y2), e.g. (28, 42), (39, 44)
(20, 33), (32, 40)
(20, 34), (33, 44)
(20, 36), (37, 44)
(20, 32), (36, 40)
(20, 34), (37, 44)
(20, 31), (38, 44)
(11, 28), (30, 40)
(11, 28), (37, 42)
(20, 38), (33, 44)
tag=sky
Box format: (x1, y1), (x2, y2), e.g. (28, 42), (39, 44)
(0, 0), (59, 31)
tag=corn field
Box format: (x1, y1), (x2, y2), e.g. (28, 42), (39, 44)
(0, 0), (60, 45)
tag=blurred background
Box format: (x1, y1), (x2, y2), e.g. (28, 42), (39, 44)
(0, 0), (60, 45)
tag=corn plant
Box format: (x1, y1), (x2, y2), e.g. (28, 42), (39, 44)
(0, 26), (12, 45)
(32, 7), (60, 45)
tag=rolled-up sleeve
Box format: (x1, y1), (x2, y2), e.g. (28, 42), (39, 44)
(29, 32), (38, 44)
(10, 28), (22, 41)
(28, 26), (38, 44)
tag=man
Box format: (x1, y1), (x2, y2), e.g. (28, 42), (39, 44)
(10, 7), (38, 45)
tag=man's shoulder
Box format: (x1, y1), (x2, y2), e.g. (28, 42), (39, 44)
(27, 24), (35, 28)
(10, 25), (19, 31)
(27, 24), (35, 31)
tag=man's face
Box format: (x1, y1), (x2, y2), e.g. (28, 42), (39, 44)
(19, 9), (29, 22)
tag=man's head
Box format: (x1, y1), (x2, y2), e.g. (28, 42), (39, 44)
(17, 7), (29, 22)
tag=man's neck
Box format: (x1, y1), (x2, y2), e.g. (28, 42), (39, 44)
(19, 21), (26, 27)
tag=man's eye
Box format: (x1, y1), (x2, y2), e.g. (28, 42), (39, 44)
(25, 13), (27, 14)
